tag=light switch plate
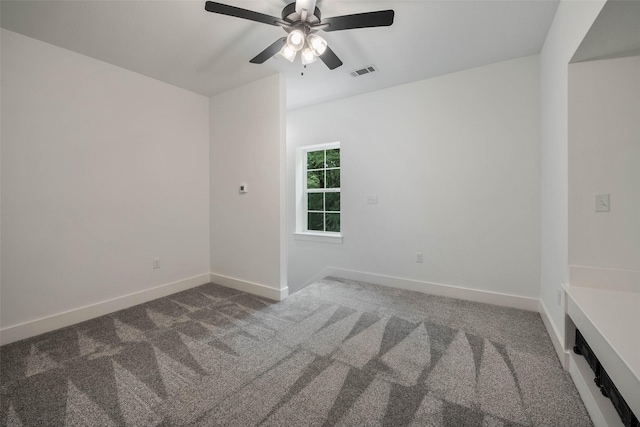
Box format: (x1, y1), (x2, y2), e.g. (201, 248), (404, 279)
(595, 194), (610, 212)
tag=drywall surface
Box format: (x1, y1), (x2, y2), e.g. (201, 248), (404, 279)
(569, 55), (640, 273)
(287, 55), (541, 298)
(0, 24), (3, 332)
(539, 1), (605, 345)
(1, 30), (210, 328)
(209, 74), (286, 293)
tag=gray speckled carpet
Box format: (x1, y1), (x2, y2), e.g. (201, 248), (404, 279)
(0, 277), (592, 426)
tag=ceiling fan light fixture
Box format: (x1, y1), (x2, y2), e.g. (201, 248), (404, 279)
(204, 1), (395, 70)
(301, 47), (317, 65)
(306, 34), (327, 56)
(286, 29), (305, 51)
(279, 44), (297, 62)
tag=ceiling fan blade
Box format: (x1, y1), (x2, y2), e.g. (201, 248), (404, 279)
(250, 37), (287, 64)
(319, 46), (343, 70)
(205, 1), (281, 26)
(320, 10), (394, 32)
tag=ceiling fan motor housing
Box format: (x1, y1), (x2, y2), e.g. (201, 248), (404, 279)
(281, 2), (321, 34)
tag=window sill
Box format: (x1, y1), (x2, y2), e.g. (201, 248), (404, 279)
(294, 232), (343, 244)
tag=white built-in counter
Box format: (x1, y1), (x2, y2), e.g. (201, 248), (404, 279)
(563, 266), (640, 424)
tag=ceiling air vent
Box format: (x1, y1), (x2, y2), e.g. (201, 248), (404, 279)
(350, 65), (377, 77)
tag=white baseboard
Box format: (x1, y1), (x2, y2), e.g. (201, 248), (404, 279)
(303, 267), (335, 289)
(539, 298), (569, 368)
(209, 273), (288, 301)
(0, 273), (211, 346)
(318, 268), (539, 311)
(569, 352), (624, 427)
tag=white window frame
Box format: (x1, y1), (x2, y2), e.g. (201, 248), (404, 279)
(294, 142), (342, 244)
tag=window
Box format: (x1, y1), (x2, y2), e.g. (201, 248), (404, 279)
(295, 142), (342, 243)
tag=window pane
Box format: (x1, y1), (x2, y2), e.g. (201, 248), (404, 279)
(326, 148), (340, 168)
(307, 170), (324, 189)
(308, 212), (324, 231)
(326, 213), (340, 232)
(307, 150), (324, 170)
(325, 192), (340, 211)
(326, 169), (340, 188)
(307, 193), (324, 211)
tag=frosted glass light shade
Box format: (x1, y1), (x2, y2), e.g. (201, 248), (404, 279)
(306, 34), (327, 56)
(301, 47), (317, 65)
(286, 30), (305, 51)
(279, 45), (296, 62)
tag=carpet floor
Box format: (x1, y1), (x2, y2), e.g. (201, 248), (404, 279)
(0, 277), (592, 426)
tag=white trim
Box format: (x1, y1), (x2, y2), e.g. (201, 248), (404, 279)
(569, 352), (624, 427)
(539, 298), (569, 368)
(316, 267), (539, 311)
(296, 141), (341, 235)
(0, 273), (210, 345)
(300, 141), (340, 152)
(302, 267), (336, 289)
(294, 232), (343, 244)
(209, 273), (288, 301)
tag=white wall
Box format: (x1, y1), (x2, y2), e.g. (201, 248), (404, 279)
(1, 30), (210, 333)
(538, 1), (605, 349)
(287, 55), (541, 299)
(209, 74), (287, 298)
(569, 55), (640, 273)
(0, 23), (3, 333)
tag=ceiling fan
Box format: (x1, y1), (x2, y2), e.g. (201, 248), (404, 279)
(204, 0), (394, 70)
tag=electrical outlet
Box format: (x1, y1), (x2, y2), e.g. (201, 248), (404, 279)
(366, 195), (378, 204)
(556, 289), (562, 306)
(153, 258), (160, 269)
(416, 252), (423, 263)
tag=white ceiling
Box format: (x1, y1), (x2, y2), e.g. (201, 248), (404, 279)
(1, 0), (560, 110)
(572, 0), (640, 63)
